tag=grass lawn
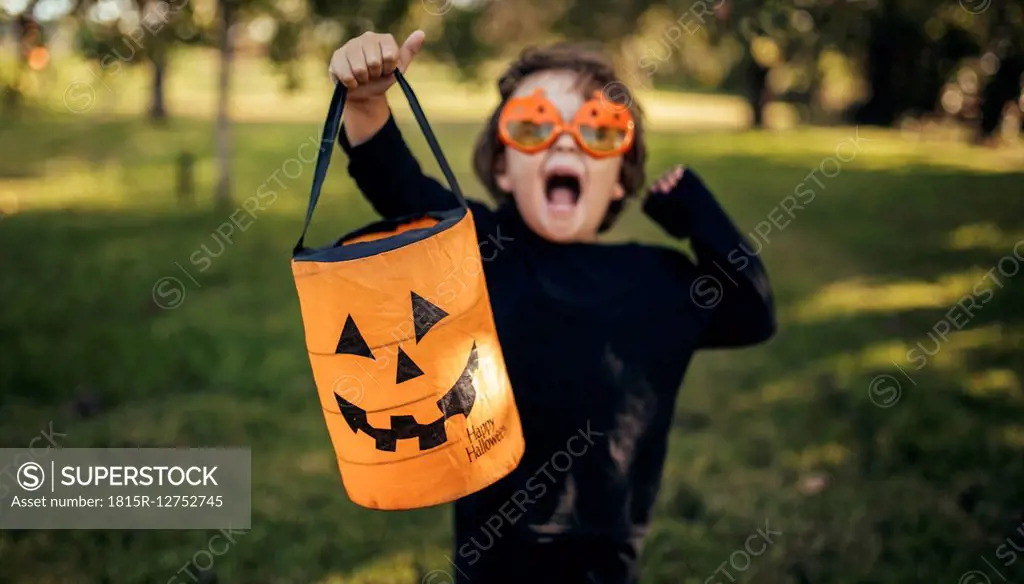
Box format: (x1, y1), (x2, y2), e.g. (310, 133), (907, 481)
(2, 55), (1024, 584)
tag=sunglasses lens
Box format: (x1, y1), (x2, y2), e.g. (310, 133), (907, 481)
(505, 121), (555, 148)
(578, 124), (628, 154)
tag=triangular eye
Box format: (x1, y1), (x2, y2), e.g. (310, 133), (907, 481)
(411, 291), (448, 343)
(336, 315), (374, 359)
(396, 347), (424, 384)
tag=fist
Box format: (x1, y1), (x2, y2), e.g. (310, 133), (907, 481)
(328, 30), (426, 103)
(643, 164), (692, 239)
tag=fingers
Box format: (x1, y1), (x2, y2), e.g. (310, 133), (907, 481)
(329, 32), (418, 88)
(364, 39), (384, 79)
(380, 34), (400, 75)
(672, 164), (685, 183)
(329, 43), (360, 89)
(346, 40), (369, 85)
(398, 30), (426, 72)
(650, 165), (687, 194)
(329, 47), (351, 87)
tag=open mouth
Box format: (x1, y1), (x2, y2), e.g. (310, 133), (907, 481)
(544, 172), (582, 210)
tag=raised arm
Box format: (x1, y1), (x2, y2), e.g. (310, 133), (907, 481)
(337, 110), (465, 218)
(328, 30), (464, 218)
(644, 166), (776, 348)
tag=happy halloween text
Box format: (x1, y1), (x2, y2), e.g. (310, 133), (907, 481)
(465, 419), (508, 463)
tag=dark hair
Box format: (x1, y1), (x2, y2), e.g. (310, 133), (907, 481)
(472, 42), (647, 232)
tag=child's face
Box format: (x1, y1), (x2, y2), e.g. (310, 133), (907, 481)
(494, 70), (626, 243)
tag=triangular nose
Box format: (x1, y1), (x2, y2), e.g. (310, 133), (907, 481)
(396, 346), (424, 384)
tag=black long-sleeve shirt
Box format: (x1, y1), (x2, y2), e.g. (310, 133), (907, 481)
(339, 115), (776, 583)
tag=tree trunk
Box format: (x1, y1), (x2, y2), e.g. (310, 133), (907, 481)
(746, 57), (769, 128)
(214, 0), (234, 210)
(979, 37), (1023, 140)
(4, 14), (34, 113)
(854, 15), (898, 126)
(135, 0), (169, 123)
(149, 50), (168, 123)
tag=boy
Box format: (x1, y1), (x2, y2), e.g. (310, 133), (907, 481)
(329, 30), (775, 584)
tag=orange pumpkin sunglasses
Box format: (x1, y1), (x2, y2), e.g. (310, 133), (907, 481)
(497, 89), (636, 158)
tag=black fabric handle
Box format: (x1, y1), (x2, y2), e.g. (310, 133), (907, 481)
(294, 70), (468, 255)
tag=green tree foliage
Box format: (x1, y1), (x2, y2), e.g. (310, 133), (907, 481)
(374, 0), (1021, 130)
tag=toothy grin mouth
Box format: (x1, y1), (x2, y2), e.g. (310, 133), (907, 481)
(334, 343), (479, 452)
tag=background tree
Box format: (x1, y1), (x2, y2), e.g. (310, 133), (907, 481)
(975, 0), (1024, 141)
(214, 0), (235, 209)
(70, 0), (198, 122)
(0, 0), (48, 112)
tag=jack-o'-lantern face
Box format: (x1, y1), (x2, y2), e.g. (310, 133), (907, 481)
(292, 207), (524, 509)
(332, 291), (478, 452)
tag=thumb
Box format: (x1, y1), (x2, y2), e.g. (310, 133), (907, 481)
(398, 30), (426, 72)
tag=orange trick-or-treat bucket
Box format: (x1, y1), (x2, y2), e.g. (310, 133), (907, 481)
(290, 72), (524, 510)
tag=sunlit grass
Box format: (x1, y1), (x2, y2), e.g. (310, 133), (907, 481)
(791, 269), (998, 323)
(949, 222), (1024, 252)
(968, 368), (1022, 399)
